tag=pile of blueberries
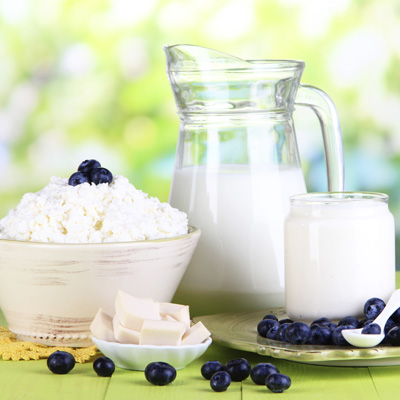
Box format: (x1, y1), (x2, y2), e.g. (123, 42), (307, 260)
(201, 358), (291, 393)
(258, 297), (400, 346)
(68, 159), (113, 186)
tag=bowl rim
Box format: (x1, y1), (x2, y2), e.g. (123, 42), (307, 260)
(91, 336), (212, 350)
(0, 225), (200, 247)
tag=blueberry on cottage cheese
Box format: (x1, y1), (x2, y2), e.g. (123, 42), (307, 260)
(78, 159), (101, 173)
(265, 373), (291, 393)
(364, 298), (385, 320)
(210, 371), (231, 392)
(90, 167), (113, 185)
(250, 363), (279, 385)
(68, 171), (90, 186)
(201, 361), (224, 380)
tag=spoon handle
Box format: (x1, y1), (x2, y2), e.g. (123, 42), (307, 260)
(373, 289), (400, 329)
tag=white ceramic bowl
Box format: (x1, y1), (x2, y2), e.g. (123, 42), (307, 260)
(0, 227), (200, 347)
(91, 336), (212, 370)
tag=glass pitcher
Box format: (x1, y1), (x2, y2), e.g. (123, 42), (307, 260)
(164, 44), (345, 316)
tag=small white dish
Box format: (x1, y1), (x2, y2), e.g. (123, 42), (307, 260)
(91, 336), (212, 371)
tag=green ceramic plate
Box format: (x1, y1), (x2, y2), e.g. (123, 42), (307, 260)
(194, 308), (400, 366)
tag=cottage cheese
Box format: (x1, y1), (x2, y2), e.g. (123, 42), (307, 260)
(0, 176), (188, 243)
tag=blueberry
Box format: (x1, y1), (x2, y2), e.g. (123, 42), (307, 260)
(307, 324), (332, 345)
(276, 323), (290, 342)
(332, 325), (353, 346)
(250, 363), (279, 385)
(285, 322), (311, 345)
(279, 318), (294, 325)
(78, 159), (101, 173)
(90, 167), (113, 185)
(324, 322), (338, 332)
(338, 316), (359, 329)
(93, 356), (115, 377)
(311, 317), (331, 326)
(361, 323), (381, 335)
(263, 314), (278, 321)
(47, 351), (76, 374)
(201, 361), (224, 380)
(266, 323), (280, 340)
(257, 319), (280, 338)
(391, 308), (400, 323)
(364, 298), (385, 320)
(144, 362), (176, 386)
(68, 171), (90, 186)
(210, 371), (231, 392)
(385, 318), (397, 334)
(265, 373), (291, 393)
(225, 358), (251, 382)
(387, 326), (400, 346)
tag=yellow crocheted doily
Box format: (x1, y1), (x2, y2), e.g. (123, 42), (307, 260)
(0, 327), (98, 363)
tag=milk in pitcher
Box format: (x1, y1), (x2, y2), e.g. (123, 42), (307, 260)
(170, 164), (306, 315)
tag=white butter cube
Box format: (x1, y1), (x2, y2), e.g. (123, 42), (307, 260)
(159, 302), (191, 328)
(181, 321), (211, 345)
(139, 320), (186, 346)
(115, 290), (160, 331)
(113, 315), (141, 344)
(90, 308), (116, 342)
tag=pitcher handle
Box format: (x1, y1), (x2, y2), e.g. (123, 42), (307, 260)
(295, 84), (345, 192)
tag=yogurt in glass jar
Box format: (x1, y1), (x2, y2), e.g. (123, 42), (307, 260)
(284, 192), (396, 321)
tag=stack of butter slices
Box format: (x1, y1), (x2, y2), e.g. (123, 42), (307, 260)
(90, 290), (211, 346)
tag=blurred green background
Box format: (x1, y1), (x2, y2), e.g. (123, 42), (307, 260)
(1, 0), (400, 264)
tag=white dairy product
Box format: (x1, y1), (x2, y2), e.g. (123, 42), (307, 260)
(112, 315), (141, 344)
(139, 319), (186, 346)
(285, 193), (396, 321)
(181, 321), (211, 346)
(169, 164), (306, 315)
(115, 290), (160, 331)
(0, 175), (188, 243)
(90, 308), (116, 342)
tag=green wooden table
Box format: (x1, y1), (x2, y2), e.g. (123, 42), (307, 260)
(1, 277), (400, 400)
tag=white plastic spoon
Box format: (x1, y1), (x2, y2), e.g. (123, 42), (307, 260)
(342, 289), (400, 348)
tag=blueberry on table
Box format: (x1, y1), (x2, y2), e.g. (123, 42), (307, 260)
(338, 316), (359, 329)
(47, 351), (76, 374)
(285, 322), (311, 345)
(307, 324), (332, 345)
(265, 373), (291, 393)
(93, 356), (115, 377)
(210, 371), (231, 392)
(364, 298), (385, 320)
(332, 325), (353, 346)
(90, 167), (113, 185)
(68, 171), (90, 186)
(250, 363), (279, 385)
(144, 362), (177, 386)
(225, 358), (251, 381)
(201, 361), (224, 380)
(78, 159), (101, 173)
(257, 319), (280, 338)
